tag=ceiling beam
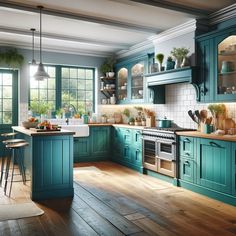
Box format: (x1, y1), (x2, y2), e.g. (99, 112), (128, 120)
(0, 26), (131, 49)
(129, 0), (210, 16)
(0, 0), (161, 34)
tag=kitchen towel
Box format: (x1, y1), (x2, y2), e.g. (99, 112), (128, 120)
(0, 202), (44, 221)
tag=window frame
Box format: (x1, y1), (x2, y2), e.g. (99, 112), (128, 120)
(29, 64), (96, 114)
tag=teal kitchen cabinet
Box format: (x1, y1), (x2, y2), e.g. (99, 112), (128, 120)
(74, 126), (111, 162)
(90, 126), (110, 157)
(179, 136), (195, 183)
(196, 38), (214, 102)
(197, 138), (232, 194)
(112, 127), (143, 172)
(232, 143), (236, 196)
(196, 25), (236, 102)
(178, 134), (236, 206)
(115, 55), (148, 104)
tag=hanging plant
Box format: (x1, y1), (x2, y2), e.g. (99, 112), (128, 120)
(0, 48), (24, 67)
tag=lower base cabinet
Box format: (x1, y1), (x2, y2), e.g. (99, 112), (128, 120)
(179, 135), (236, 206)
(74, 126), (110, 162)
(112, 127), (143, 172)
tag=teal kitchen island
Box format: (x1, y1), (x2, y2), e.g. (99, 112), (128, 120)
(12, 126), (75, 201)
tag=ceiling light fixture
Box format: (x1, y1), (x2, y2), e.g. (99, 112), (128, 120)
(30, 28), (37, 65)
(34, 5), (49, 81)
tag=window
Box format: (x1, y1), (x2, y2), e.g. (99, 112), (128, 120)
(0, 69), (18, 125)
(61, 67), (94, 113)
(30, 65), (56, 110)
(29, 65), (95, 115)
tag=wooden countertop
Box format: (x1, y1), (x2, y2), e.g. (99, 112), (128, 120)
(12, 126), (75, 137)
(176, 131), (236, 142)
(88, 123), (112, 126)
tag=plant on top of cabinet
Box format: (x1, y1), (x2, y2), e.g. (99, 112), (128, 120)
(100, 57), (116, 78)
(156, 53), (164, 71)
(171, 47), (190, 69)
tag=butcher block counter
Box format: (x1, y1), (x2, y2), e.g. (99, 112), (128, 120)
(176, 131), (236, 142)
(12, 126), (75, 201)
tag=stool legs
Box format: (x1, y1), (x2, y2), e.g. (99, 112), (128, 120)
(0, 157), (6, 186)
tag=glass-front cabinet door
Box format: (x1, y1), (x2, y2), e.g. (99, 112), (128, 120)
(131, 62), (144, 100)
(217, 34), (236, 100)
(117, 67), (128, 101)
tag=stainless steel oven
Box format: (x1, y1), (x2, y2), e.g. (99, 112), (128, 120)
(142, 127), (192, 178)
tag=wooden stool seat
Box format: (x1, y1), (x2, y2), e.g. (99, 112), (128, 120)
(3, 139), (26, 145)
(1, 132), (18, 138)
(4, 141), (29, 197)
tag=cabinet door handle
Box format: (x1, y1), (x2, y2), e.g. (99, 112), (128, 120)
(209, 141), (221, 148)
(184, 152), (190, 156)
(184, 160), (190, 165)
(183, 138), (190, 143)
(136, 149), (140, 152)
(126, 130), (130, 133)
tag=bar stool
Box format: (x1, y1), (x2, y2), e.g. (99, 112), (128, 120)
(0, 132), (18, 186)
(4, 141), (29, 197)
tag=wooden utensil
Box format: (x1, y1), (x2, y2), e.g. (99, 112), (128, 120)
(200, 110), (208, 123)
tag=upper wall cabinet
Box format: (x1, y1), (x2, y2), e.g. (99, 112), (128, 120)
(115, 55), (152, 104)
(196, 26), (236, 103)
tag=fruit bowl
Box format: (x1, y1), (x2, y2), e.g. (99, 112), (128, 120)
(22, 121), (39, 129)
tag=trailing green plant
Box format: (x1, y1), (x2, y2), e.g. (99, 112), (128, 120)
(0, 48), (24, 67)
(171, 47), (189, 60)
(156, 53), (164, 64)
(129, 117), (135, 123)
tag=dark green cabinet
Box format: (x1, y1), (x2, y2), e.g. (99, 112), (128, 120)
(178, 135), (236, 206)
(197, 139), (232, 194)
(112, 127), (143, 172)
(196, 26), (236, 102)
(74, 126), (110, 162)
(180, 158), (194, 183)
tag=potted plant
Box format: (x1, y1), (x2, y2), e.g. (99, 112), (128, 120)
(156, 53), (164, 71)
(129, 117), (135, 125)
(123, 108), (130, 124)
(0, 48), (24, 67)
(170, 47), (190, 69)
(166, 56), (175, 70)
(30, 100), (50, 121)
(100, 57), (116, 78)
(55, 108), (64, 119)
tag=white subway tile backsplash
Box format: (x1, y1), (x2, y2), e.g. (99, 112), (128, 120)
(98, 83), (236, 128)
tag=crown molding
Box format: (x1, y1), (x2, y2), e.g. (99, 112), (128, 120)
(116, 20), (197, 59)
(0, 41), (111, 58)
(150, 20), (197, 44)
(209, 3), (236, 25)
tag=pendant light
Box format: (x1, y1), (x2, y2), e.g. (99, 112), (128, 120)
(30, 28), (37, 65)
(34, 5), (49, 81)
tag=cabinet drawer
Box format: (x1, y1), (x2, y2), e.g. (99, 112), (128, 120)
(133, 130), (142, 146)
(180, 157), (194, 183)
(179, 136), (194, 158)
(122, 129), (131, 144)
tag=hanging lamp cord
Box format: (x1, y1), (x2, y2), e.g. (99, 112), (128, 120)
(38, 6), (43, 63)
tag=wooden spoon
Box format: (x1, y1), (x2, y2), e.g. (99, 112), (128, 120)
(200, 110), (208, 123)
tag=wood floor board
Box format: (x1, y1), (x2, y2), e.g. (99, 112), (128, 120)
(74, 183), (143, 235)
(0, 161), (235, 236)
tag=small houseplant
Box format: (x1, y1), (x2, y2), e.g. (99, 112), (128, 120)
(171, 47), (189, 69)
(156, 53), (164, 71)
(100, 57), (116, 78)
(166, 56), (175, 70)
(208, 104), (227, 130)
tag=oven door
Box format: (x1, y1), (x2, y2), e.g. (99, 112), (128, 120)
(156, 139), (176, 161)
(142, 138), (157, 171)
(157, 158), (175, 177)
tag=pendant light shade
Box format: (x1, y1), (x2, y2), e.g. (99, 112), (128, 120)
(34, 5), (49, 81)
(30, 28), (37, 65)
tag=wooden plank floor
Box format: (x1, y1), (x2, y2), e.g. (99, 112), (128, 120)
(0, 161), (236, 236)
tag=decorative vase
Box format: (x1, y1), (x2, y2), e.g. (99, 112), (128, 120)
(174, 58), (182, 69)
(181, 57), (189, 68)
(166, 61), (175, 70)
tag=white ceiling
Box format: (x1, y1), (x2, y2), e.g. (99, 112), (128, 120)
(0, 0), (235, 57)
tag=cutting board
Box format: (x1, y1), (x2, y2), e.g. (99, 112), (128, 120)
(30, 128), (61, 132)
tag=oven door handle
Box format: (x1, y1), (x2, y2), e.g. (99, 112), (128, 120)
(157, 139), (176, 145)
(157, 156), (176, 162)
